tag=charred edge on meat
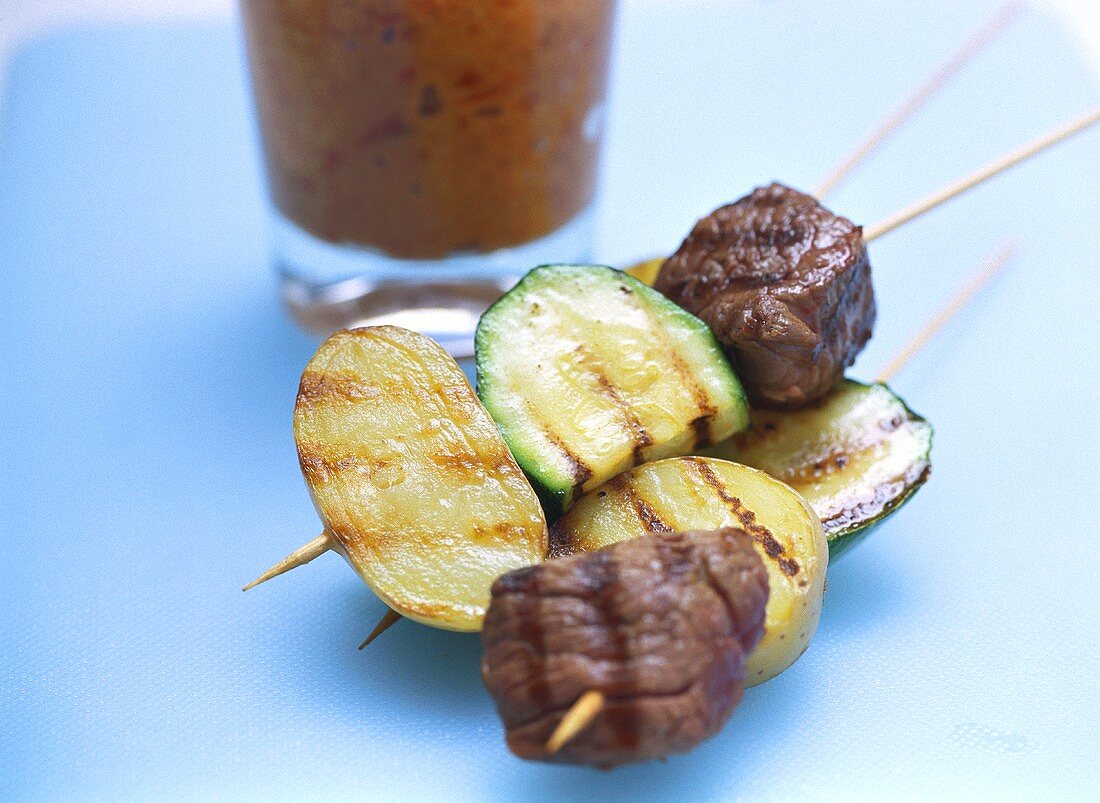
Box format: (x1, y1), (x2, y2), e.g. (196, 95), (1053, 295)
(484, 528), (770, 766)
(654, 184), (875, 409)
(578, 550), (639, 753)
(515, 566), (551, 713)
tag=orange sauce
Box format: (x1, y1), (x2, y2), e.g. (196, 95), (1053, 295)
(242, 0), (616, 259)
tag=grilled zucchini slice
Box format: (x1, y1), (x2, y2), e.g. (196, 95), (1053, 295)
(294, 326), (547, 631)
(701, 380), (931, 558)
(475, 265), (749, 518)
(551, 456), (827, 686)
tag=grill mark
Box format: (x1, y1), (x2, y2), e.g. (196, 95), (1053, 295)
(298, 340), (479, 433)
(629, 298), (717, 446)
(323, 517), (451, 559)
(436, 381), (480, 424)
(684, 458), (801, 577)
(516, 570), (550, 715)
(783, 448), (854, 484)
(610, 474), (674, 534)
(470, 521), (529, 542)
(540, 426), (594, 500)
(668, 344), (715, 420)
(689, 414), (713, 449)
(297, 448), (515, 486)
(297, 370), (383, 406)
(298, 452), (381, 486)
(584, 550), (638, 753)
(433, 450), (518, 477)
(546, 521), (578, 559)
(516, 393), (593, 500)
(571, 344), (653, 463)
(347, 329), (493, 440)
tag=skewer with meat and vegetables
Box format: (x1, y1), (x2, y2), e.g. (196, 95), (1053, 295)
(241, 10), (1098, 766)
(470, 111), (1097, 764)
(479, 241), (1016, 768)
(243, 1), (1022, 627)
(255, 107), (1082, 646)
(245, 111), (1095, 598)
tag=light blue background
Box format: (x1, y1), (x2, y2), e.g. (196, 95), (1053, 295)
(2, 1), (1098, 799)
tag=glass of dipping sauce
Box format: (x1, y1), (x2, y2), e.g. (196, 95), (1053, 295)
(241, 0), (617, 354)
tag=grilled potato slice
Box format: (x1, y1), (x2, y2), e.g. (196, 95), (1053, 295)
(295, 326), (548, 631)
(551, 456), (827, 685)
(701, 380), (932, 557)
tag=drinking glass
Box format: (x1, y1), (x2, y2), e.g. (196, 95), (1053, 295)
(241, 0), (617, 354)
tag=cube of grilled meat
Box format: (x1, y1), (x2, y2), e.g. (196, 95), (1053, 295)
(655, 183), (876, 409)
(481, 527), (768, 768)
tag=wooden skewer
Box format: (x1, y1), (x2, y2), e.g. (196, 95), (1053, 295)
(545, 691), (606, 754)
(552, 240), (1020, 753)
(876, 239), (1018, 383)
(864, 108), (1100, 242)
(626, 10), (1020, 285)
(359, 608), (403, 649)
(250, 97), (1095, 621)
(278, 246), (1016, 642)
(243, 532), (403, 649)
(249, 85), (1094, 666)
(813, 1), (1023, 200)
(242, 531), (334, 591)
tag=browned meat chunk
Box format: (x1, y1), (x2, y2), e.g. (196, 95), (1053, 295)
(480, 528), (768, 768)
(655, 183), (876, 409)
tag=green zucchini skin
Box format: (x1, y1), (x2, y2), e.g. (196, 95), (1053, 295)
(476, 264), (749, 520)
(699, 380), (932, 557)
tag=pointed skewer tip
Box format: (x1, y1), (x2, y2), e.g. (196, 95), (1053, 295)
(242, 532), (333, 592)
(358, 608), (403, 650)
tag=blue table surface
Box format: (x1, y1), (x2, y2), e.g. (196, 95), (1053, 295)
(2, 0), (1098, 799)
